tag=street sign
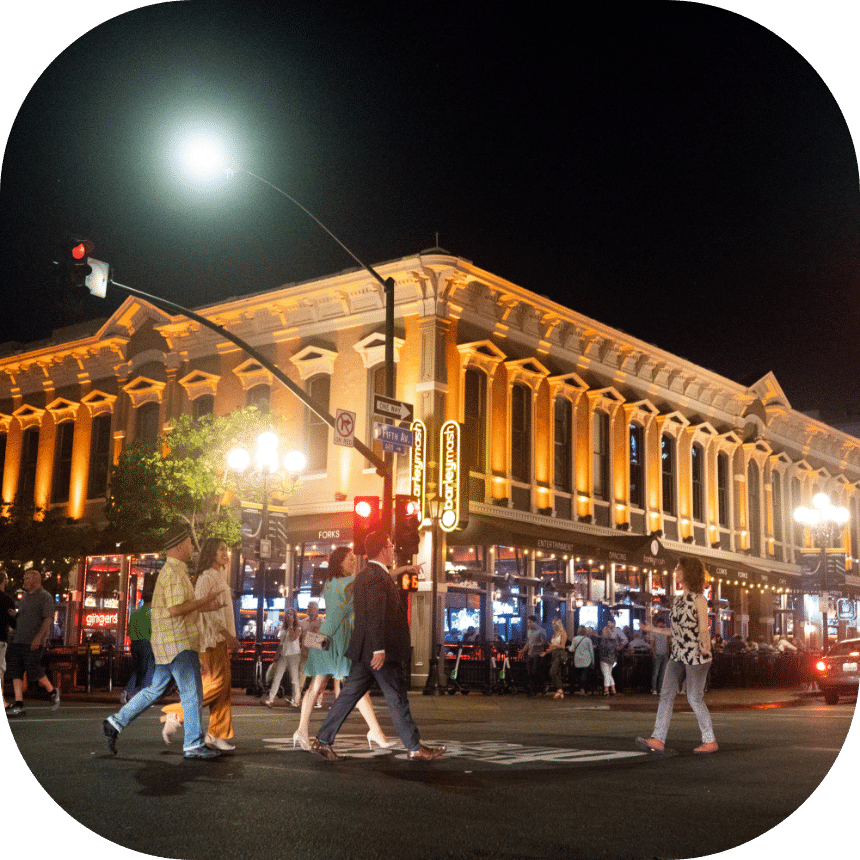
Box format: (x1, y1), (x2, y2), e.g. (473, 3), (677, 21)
(373, 393), (413, 423)
(374, 422), (414, 454)
(333, 408), (356, 447)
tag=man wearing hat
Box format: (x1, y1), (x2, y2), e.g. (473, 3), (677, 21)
(103, 525), (224, 760)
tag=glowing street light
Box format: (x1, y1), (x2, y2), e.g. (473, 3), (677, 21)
(794, 492), (849, 649)
(173, 125), (397, 530)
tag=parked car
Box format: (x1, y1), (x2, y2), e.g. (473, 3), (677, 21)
(815, 637), (860, 705)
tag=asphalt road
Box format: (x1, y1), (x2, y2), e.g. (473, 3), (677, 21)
(3, 691), (858, 860)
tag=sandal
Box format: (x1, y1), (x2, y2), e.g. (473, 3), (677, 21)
(693, 742), (719, 754)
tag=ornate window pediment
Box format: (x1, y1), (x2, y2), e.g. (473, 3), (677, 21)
(81, 390), (117, 418)
(290, 345), (338, 381)
(46, 397), (79, 424)
(178, 370), (220, 401)
(12, 403), (45, 430)
(233, 359), (273, 392)
(123, 376), (166, 409)
(458, 340), (506, 378)
(504, 356), (549, 391)
(353, 332), (404, 369)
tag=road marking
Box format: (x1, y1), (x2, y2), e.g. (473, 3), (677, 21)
(263, 735), (645, 765)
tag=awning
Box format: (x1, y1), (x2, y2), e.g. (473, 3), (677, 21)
(675, 550), (796, 590)
(451, 514), (675, 569)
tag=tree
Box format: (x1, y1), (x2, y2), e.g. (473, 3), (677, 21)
(104, 407), (299, 551)
(0, 497), (98, 594)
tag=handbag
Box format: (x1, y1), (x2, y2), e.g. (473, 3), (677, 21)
(304, 629), (331, 651)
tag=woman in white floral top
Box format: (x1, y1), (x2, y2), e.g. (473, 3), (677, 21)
(635, 556), (718, 754)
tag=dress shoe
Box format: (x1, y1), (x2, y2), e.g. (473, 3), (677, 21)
(205, 732), (235, 751)
(310, 739), (339, 761)
(635, 736), (665, 754)
(406, 744), (445, 761)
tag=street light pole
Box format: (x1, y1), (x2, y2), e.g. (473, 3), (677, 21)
(228, 435), (305, 696)
(237, 167), (397, 532)
(423, 494), (444, 695)
(793, 493), (849, 650)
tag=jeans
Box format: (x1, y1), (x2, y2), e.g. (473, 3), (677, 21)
(110, 649), (205, 752)
(123, 639), (156, 698)
(267, 652), (300, 704)
(317, 659), (420, 751)
(651, 652), (668, 693)
(652, 659), (715, 744)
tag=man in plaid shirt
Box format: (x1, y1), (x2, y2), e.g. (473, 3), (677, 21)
(103, 526), (224, 759)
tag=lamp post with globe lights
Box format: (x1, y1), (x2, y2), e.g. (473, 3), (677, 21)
(227, 433), (306, 694)
(793, 493), (849, 649)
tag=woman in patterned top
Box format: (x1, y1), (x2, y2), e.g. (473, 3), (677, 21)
(635, 556), (718, 754)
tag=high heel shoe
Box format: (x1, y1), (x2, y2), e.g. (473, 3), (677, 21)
(553, 690), (564, 700)
(292, 730), (312, 751)
(367, 730), (395, 750)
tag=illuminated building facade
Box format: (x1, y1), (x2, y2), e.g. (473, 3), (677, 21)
(1, 250), (859, 680)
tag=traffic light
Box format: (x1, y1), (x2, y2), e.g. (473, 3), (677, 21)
(59, 237), (110, 297)
(394, 494), (420, 558)
(352, 495), (381, 556)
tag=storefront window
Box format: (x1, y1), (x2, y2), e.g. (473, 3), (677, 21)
(82, 556), (122, 646)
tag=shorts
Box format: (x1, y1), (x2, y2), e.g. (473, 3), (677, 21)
(5, 642), (47, 682)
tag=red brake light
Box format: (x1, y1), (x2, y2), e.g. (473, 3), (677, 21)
(72, 242), (87, 260)
(815, 660), (829, 674)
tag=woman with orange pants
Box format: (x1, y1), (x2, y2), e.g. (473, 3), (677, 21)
(160, 537), (237, 750)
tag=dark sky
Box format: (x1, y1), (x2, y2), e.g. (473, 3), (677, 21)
(1, 1), (858, 416)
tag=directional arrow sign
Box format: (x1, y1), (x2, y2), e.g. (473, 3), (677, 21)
(373, 393), (414, 423)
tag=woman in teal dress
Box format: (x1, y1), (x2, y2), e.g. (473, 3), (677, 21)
(292, 547), (393, 751)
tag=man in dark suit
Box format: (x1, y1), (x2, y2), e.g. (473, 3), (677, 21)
(311, 527), (444, 762)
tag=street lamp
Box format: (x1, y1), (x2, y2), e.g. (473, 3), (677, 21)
(174, 130), (396, 529)
(794, 492), (849, 650)
(227, 433), (306, 695)
(422, 493), (445, 695)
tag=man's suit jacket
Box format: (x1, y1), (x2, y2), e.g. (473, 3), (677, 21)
(345, 561), (411, 665)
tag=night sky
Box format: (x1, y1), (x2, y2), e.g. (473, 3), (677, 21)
(1, 1), (858, 421)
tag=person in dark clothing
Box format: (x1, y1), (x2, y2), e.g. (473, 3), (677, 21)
(1, 570), (18, 708)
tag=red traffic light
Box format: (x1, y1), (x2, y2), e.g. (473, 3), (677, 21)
(71, 239), (95, 260)
(352, 495), (381, 556)
(394, 494), (420, 557)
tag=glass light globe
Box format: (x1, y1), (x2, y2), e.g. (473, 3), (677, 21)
(793, 507), (810, 524)
(284, 451), (306, 474)
(834, 507), (850, 524)
(227, 448), (250, 472)
(257, 432), (278, 453)
(812, 492), (830, 510)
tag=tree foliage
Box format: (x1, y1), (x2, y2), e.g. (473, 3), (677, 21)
(0, 497), (98, 593)
(104, 407), (301, 551)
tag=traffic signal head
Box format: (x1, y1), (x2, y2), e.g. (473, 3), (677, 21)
(394, 494), (420, 557)
(59, 237), (109, 297)
(352, 495), (381, 556)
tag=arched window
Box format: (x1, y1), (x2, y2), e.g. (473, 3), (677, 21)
(661, 434), (675, 515)
(554, 398), (572, 492)
(304, 375), (330, 473)
(629, 423), (644, 509)
(691, 443), (704, 522)
(771, 471), (784, 543)
(748, 461), (761, 555)
(791, 477), (803, 545)
(19, 426), (40, 503)
(88, 413), (112, 499)
(465, 368), (487, 473)
(717, 452), (729, 527)
(247, 384), (270, 414)
(592, 411), (609, 501)
(52, 421), (75, 504)
(192, 394), (214, 421)
(135, 402), (160, 448)
(511, 383), (531, 484)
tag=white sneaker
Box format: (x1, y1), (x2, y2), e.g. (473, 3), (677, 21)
(205, 732), (236, 751)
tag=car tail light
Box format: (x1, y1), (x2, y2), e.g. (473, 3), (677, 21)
(815, 660), (829, 675)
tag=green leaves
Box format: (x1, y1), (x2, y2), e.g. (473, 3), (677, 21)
(104, 406), (295, 551)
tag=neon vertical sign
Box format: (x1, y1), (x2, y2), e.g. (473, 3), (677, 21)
(440, 420), (464, 532)
(410, 420), (426, 522)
